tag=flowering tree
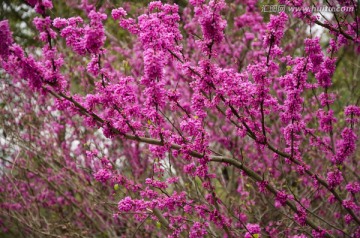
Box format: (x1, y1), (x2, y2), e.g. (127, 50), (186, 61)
(1, 0), (360, 237)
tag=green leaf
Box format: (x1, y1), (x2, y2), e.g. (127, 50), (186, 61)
(114, 184), (120, 191)
(156, 221), (161, 229)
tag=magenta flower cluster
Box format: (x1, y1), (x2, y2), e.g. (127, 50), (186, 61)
(1, 0), (360, 237)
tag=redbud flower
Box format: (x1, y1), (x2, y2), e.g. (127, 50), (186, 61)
(245, 223), (261, 238)
(118, 196), (134, 212)
(326, 170), (343, 189)
(111, 8), (127, 20)
(275, 190), (294, 207)
(189, 222), (208, 238)
(94, 169), (112, 183)
(0, 20), (13, 59)
(346, 182), (360, 194)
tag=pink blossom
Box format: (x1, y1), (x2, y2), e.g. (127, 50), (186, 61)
(264, 12), (288, 47)
(326, 170), (343, 189)
(275, 190), (294, 207)
(332, 128), (357, 164)
(26, 0), (53, 14)
(317, 109), (336, 133)
(346, 182), (360, 194)
(118, 196), (134, 212)
(0, 20), (13, 58)
(189, 222), (208, 238)
(256, 181), (269, 193)
(345, 105), (360, 124)
(111, 8), (127, 20)
(245, 223), (261, 238)
(94, 169), (112, 183)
